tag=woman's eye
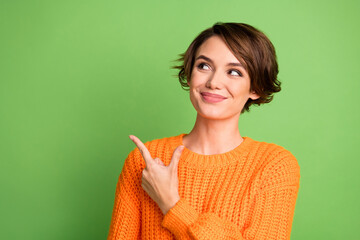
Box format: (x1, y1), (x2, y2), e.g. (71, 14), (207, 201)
(229, 70), (242, 77)
(197, 63), (210, 70)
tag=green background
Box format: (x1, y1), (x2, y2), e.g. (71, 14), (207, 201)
(1, 0), (359, 239)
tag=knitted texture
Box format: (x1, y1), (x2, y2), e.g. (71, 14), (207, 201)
(107, 133), (301, 240)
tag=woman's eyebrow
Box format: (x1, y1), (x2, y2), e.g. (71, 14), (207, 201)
(195, 55), (244, 68)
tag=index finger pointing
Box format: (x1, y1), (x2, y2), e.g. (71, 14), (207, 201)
(129, 135), (153, 167)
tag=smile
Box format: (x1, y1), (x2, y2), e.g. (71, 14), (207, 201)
(201, 92), (227, 103)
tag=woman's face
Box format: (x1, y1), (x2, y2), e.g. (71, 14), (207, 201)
(188, 35), (260, 120)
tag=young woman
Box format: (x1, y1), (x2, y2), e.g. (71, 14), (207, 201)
(107, 22), (301, 240)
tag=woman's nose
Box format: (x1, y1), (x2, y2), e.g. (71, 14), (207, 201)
(206, 71), (223, 89)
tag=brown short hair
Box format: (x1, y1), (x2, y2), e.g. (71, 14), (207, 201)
(172, 22), (281, 114)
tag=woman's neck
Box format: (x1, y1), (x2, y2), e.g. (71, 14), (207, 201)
(182, 113), (243, 155)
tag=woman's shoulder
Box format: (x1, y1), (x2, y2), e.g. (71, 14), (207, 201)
(250, 138), (301, 191)
(247, 137), (297, 159)
(246, 137), (300, 176)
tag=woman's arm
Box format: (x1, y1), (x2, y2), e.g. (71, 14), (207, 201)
(161, 152), (301, 240)
(107, 150), (142, 240)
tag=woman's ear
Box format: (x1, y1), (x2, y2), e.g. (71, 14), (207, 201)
(249, 91), (260, 100)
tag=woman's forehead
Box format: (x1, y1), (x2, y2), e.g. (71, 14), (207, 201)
(195, 36), (241, 63)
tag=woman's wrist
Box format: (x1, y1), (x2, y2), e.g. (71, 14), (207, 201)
(161, 195), (180, 215)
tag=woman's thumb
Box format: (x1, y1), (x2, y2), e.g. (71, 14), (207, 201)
(170, 145), (185, 169)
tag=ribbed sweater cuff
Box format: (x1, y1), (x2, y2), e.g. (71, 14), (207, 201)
(161, 198), (199, 237)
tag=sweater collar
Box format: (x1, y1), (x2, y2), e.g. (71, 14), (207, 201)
(175, 133), (254, 168)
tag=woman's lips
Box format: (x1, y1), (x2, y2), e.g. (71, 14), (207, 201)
(201, 92), (227, 103)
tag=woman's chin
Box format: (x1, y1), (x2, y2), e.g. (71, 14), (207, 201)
(196, 110), (230, 120)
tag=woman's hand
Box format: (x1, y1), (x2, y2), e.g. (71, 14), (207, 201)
(129, 135), (185, 215)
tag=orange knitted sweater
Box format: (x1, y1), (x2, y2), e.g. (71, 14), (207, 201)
(107, 133), (300, 240)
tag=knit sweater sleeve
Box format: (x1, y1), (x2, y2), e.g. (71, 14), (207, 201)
(107, 149), (143, 240)
(161, 149), (301, 240)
